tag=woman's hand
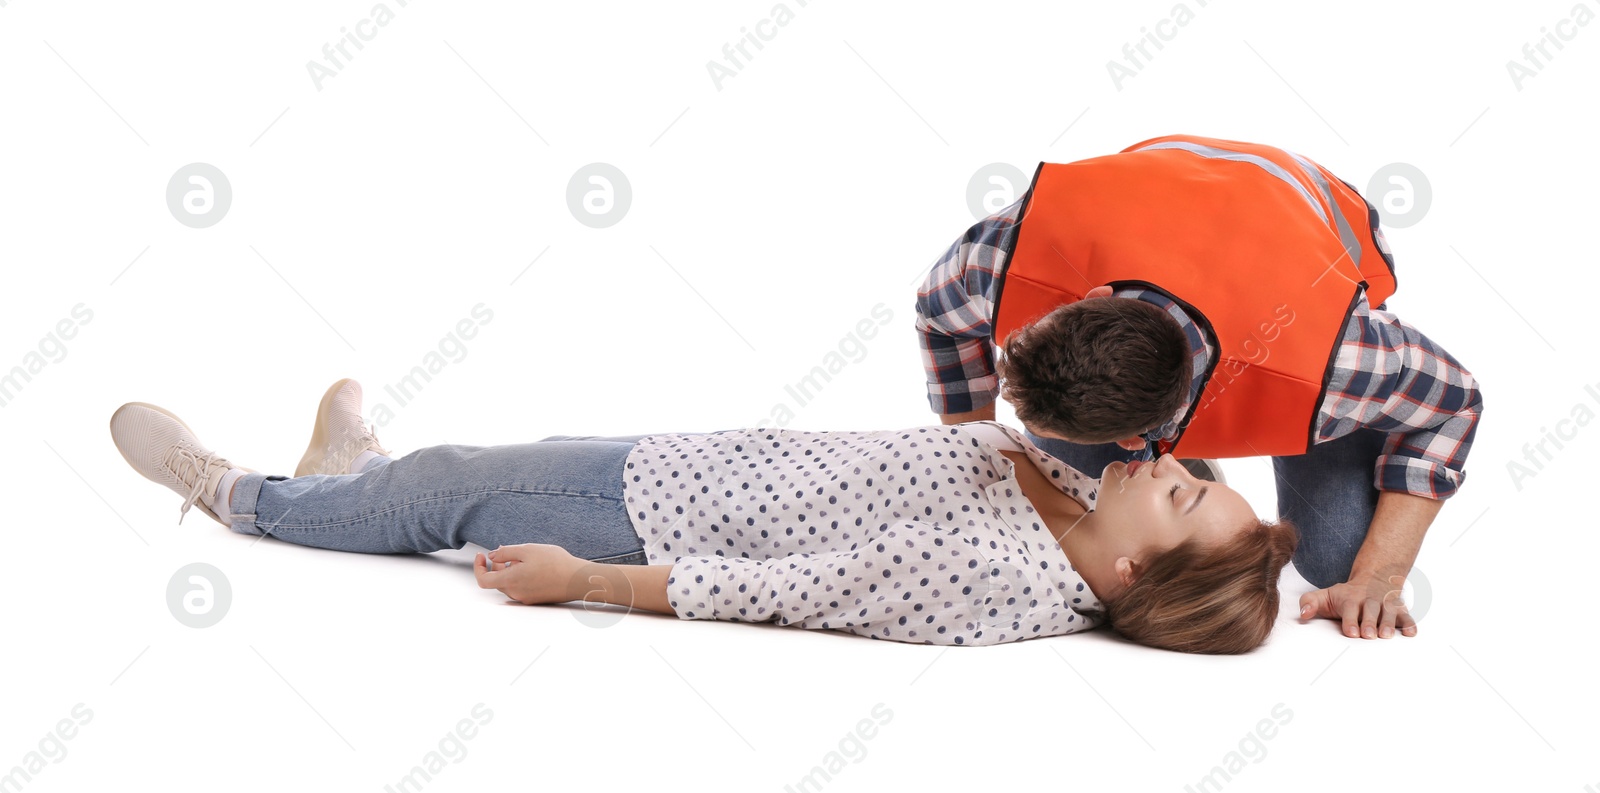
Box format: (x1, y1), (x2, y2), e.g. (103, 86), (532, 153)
(473, 543), (584, 606)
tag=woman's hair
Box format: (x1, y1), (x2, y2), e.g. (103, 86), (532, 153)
(997, 298), (1192, 443)
(1076, 518), (1300, 654)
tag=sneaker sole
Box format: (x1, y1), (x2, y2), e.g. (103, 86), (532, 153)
(109, 401), (224, 525)
(295, 378), (355, 477)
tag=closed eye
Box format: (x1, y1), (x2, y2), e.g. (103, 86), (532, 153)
(1168, 483), (1180, 502)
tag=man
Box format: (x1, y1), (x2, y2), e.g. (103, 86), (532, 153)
(914, 134), (1483, 642)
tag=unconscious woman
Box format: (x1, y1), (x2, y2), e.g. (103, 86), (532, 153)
(109, 379), (1298, 654)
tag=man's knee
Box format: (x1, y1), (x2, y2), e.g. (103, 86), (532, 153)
(1290, 531), (1362, 589)
(1293, 555), (1352, 590)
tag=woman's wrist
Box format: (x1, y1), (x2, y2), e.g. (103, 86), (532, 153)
(566, 560), (677, 616)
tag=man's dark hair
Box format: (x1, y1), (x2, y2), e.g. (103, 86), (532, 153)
(996, 297), (1192, 443)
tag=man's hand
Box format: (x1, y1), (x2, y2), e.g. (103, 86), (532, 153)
(474, 543), (585, 605)
(1298, 570), (1419, 639)
(1299, 491), (1439, 640)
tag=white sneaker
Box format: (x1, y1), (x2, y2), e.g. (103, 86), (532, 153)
(109, 402), (248, 525)
(295, 378), (389, 476)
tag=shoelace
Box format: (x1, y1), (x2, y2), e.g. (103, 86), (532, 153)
(166, 445), (225, 524)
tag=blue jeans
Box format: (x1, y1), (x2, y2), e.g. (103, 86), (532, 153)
(225, 434), (653, 565)
(1025, 427), (1385, 589)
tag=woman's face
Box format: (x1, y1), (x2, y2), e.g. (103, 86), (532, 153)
(1095, 454), (1258, 555)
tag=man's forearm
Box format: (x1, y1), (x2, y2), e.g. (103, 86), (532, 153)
(1348, 490), (1444, 585)
(567, 562), (676, 615)
(940, 405), (996, 425)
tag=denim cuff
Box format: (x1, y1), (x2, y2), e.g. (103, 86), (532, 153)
(225, 472), (289, 536)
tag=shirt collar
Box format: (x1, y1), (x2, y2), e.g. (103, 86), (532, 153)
(970, 421), (1105, 618)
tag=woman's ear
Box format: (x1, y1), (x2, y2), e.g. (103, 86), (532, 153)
(1115, 556), (1140, 589)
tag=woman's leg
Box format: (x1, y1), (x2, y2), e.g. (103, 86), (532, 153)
(536, 434), (654, 444)
(224, 439), (649, 564)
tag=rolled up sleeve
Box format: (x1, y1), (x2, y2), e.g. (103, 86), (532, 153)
(914, 199), (1022, 415)
(1316, 298), (1484, 499)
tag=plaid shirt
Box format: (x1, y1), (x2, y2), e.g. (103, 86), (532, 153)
(915, 198), (1484, 500)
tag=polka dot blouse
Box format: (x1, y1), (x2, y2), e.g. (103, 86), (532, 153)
(622, 421), (1106, 646)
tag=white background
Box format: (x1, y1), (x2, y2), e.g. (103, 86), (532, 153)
(2, 1), (1595, 791)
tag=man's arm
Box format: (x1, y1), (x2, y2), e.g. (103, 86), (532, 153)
(1351, 491), (1439, 633)
(1300, 491), (1440, 638)
(1299, 297), (1483, 639)
(1326, 297), (1484, 498)
(915, 199), (1023, 418)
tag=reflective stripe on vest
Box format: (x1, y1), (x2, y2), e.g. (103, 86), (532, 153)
(1287, 151), (1362, 272)
(1130, 139), (1330, 225)
(1129, 138), (1397, 298)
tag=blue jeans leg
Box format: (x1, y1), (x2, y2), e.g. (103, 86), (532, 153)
(1024, 431), (1152, 481)
(224, 440), (650, 564)
(1271, 428), (1386, 589)
(536, 434), (654, 444)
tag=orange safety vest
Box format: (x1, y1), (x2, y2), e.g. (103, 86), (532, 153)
(991, 134), (1396, 458)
